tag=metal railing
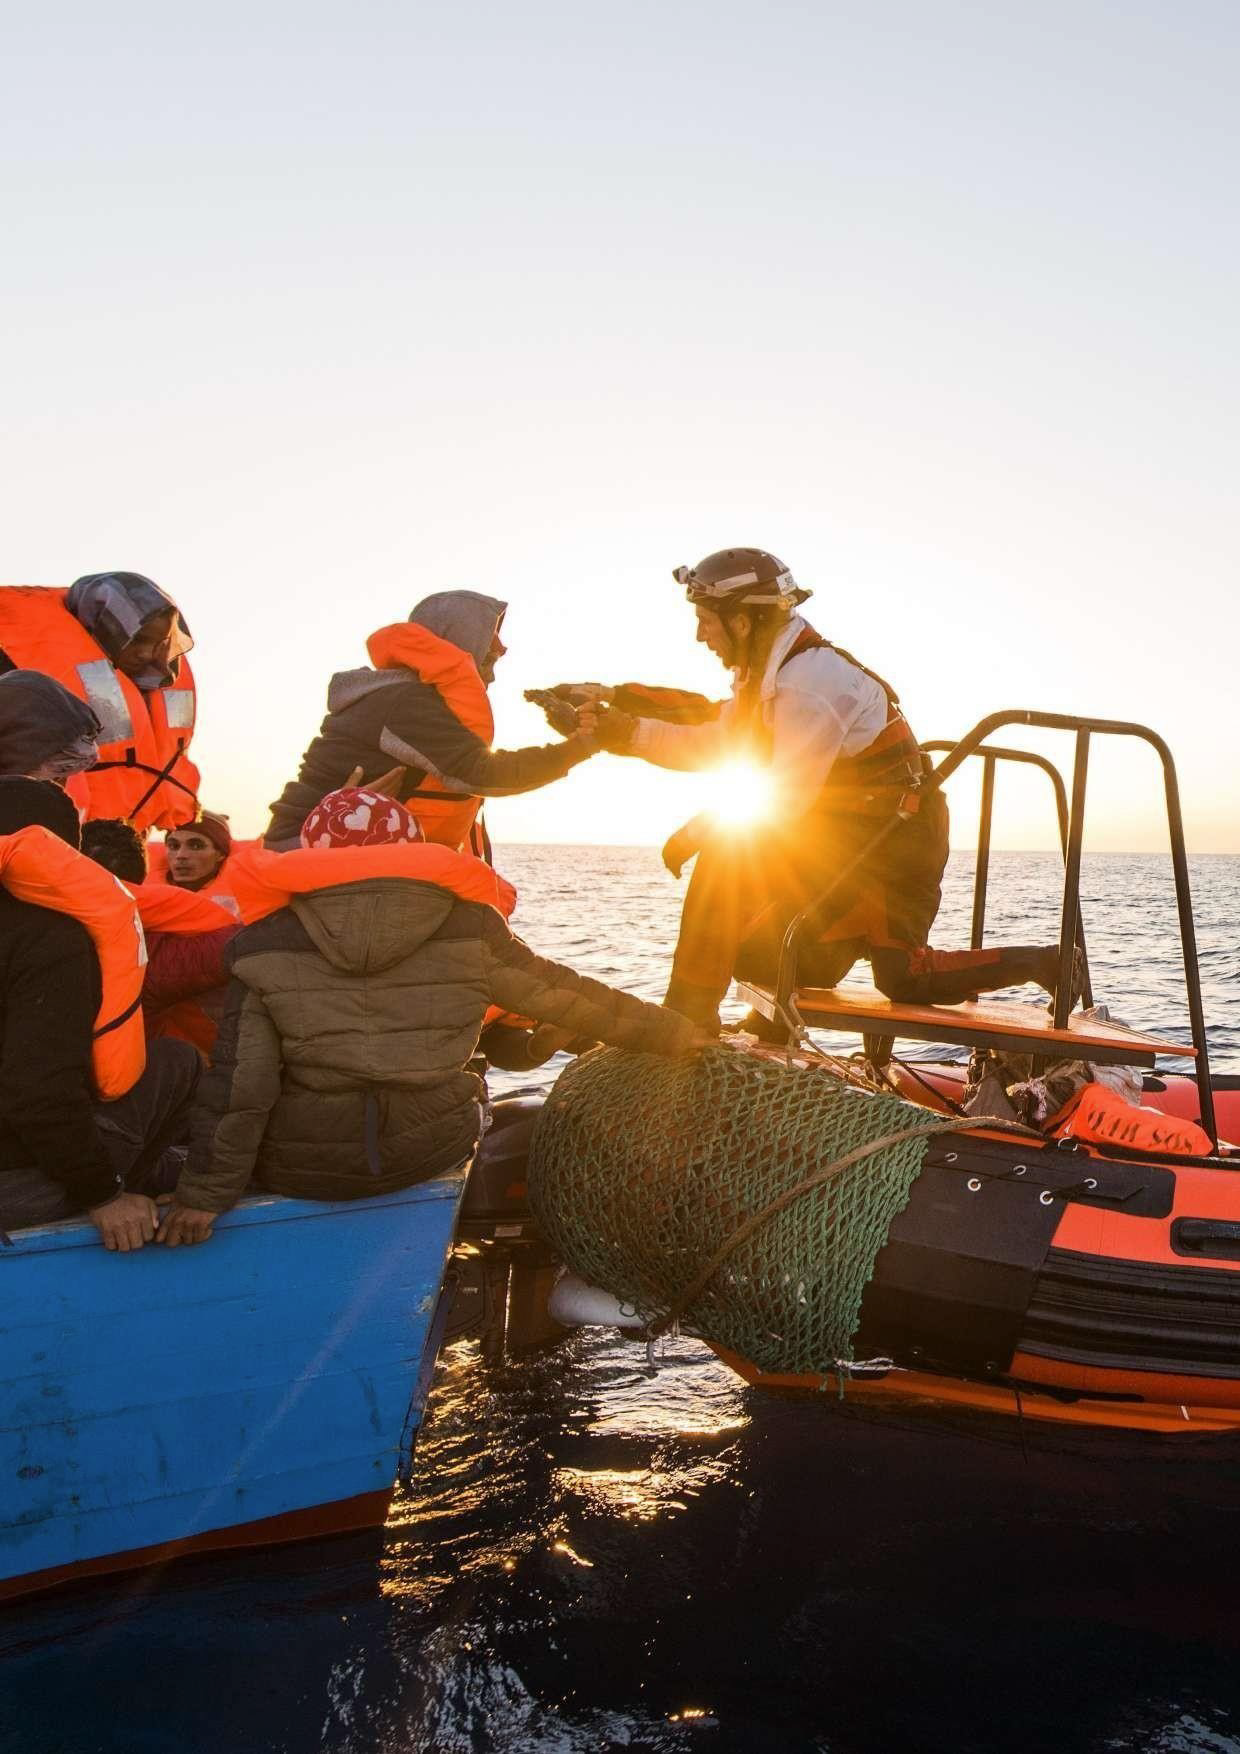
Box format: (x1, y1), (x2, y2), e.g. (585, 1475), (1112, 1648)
(773, 711), (1217, 1147)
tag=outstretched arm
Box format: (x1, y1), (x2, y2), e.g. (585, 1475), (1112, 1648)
(379, 677), (597, 797)
(478, 911), (707, 1056)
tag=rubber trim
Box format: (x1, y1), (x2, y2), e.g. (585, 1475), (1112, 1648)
(1021, 1248), (1240, 1377)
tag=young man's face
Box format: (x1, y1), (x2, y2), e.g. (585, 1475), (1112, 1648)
(166, 828), (224, 889)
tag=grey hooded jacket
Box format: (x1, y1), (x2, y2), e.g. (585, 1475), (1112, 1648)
(265, 591), (592, 846)
(177, 875), (698, 1209)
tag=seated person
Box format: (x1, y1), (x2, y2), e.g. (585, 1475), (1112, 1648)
(159, 787), (711, 1244)
(0, 668), (100, 783)
(80, 819), (238, 1054)
(0, 779), (201, 1249)
(164, 812), (231, 892)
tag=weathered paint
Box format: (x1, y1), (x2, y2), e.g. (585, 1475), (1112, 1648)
(0, 1176), (465, 1591)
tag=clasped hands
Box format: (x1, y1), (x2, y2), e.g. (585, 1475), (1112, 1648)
(525, 683), (636, 753)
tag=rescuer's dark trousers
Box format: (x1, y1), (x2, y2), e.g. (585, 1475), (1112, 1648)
(664, 791), (1056, 1025)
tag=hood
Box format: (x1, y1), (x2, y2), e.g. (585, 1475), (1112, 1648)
(65, 571), (191, 689)
(0, 670), (101, 777)
(326, 665), (407, 714)
(408, 591), (506, 669)
(289, 878), (456, 974)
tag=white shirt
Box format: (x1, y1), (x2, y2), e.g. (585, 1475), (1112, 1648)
(629, 616), (890, 819)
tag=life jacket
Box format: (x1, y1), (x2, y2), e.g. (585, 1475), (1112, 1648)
(750, 624), (926, 817)
(227, 840), (517, 926)
(366, 623), (494, 855)
(146, 840), (249, 919)
(0, 826), (147, 1099)
(131, 882), (237, 1055)
(132, 881), (237, 935)
(0, 586), (200, 831)
(1055, 1082), (1215, 1158)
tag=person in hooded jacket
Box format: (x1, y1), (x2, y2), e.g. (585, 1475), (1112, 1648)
(160, 786), (710, 1244)
(0, 573), (199, 829)
(0, 669), (101, 785)
(263, 591), (593, 854)
(0, 779), (202, 1249)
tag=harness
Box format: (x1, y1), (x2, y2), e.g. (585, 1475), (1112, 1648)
(769, 626), (927, 814)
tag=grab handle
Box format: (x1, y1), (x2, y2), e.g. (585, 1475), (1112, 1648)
(1171, 1219), (1240, 1261)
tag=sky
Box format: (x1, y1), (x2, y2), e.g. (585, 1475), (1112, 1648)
(1, 0), (1236, 853)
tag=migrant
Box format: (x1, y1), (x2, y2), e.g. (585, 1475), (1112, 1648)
(0, 574), (199, 830)
(160, 787), (709, 1245)
(263, 591), (598, 854)
(0, 780), (200, 1249)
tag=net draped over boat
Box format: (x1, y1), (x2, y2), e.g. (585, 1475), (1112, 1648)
(528, 1046), (937, 1374)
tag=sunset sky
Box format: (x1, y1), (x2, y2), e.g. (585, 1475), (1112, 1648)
(2, 2), (1235, 853)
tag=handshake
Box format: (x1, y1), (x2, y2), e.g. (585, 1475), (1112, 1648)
(524, 683), (637, 754)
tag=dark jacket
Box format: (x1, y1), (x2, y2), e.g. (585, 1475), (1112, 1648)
(0, 891), (119, 1208)
(179, 877), (698, 1210)
(265, 672), (589, 847)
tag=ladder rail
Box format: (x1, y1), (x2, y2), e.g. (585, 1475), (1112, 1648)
(772, 710), (1216, 1149)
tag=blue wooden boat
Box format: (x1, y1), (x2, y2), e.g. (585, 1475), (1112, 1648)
(0, 1172), (465, 1599)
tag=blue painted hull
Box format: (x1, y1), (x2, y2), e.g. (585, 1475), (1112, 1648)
(0, 1175), (465, 1595)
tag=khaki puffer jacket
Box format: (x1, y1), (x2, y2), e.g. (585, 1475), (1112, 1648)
(178, 877), (697, 1209)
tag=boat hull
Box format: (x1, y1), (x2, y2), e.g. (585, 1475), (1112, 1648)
(0, 1176), (465, 1599)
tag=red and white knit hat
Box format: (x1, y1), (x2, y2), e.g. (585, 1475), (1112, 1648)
(299, 787), (425, 849)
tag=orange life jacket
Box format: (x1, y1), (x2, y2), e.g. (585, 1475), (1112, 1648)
(227, 840), (517, 926)
(1056, 1082), (1215, 1158)
(0, 826), (147, 1098)
(132, 881), (237, 935)
(146, 841), (249, 919)
(366, 622), (494, 854)
(0, 586), (200, 831)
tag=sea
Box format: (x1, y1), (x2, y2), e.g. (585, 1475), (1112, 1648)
(5, 849), (1240, 1754)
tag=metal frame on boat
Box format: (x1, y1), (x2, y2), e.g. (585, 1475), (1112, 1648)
(742, 710), (1219, 1144)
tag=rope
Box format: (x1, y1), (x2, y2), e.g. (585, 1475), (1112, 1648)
(647, 1114), (1010, 1339)
(529, 1046), (1037, 1374)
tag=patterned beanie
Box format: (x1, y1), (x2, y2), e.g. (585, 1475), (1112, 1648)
(300, 786), (425, 849)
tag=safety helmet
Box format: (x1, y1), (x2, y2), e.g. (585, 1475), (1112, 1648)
(672, 548), (810, 614)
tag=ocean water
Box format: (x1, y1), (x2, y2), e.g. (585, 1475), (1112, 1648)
(6, 849), (1240, 1754)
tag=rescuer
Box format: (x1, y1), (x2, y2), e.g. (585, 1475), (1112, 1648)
(0, 574), (199, 830)
(540, 547), (1066, 1028)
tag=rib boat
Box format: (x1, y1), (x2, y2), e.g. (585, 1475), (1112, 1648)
(537, 711), (1240, 1450)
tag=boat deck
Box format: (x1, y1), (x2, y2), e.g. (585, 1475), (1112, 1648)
(734, 982), (1192, 1067)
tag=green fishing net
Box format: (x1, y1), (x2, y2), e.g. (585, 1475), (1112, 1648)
(528, 1045), (940, 1375)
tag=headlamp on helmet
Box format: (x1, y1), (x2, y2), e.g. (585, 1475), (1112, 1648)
(673, 547), (810, 613)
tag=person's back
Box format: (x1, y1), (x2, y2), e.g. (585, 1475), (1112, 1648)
(0, 778), (202, 1248)
(0, 886), (115, 1208)
(168, 792), (704, 1236)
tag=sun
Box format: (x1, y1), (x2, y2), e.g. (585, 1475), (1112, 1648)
(702, 760), (775, 828)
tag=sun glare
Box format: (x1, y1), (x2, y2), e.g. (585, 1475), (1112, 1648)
(703, 760), (774, 828)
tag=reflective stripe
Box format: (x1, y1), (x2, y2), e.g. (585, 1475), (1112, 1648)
(76, 659), (133, 744)
(163, 686), (195, 730)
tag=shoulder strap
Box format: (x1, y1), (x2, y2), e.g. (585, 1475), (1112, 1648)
(777, 625), (901, 709)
